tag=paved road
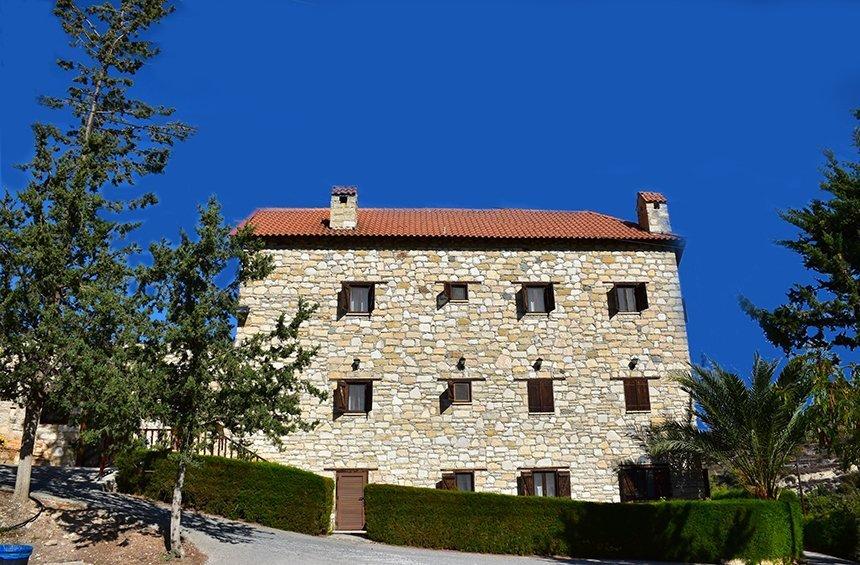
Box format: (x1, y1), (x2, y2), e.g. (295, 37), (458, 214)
(1, 466), (855, 565)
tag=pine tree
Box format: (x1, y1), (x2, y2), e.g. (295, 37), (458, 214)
(137, 198), (325, 557)
(741, 110), (860, 468)
(0, 0), (191, 504)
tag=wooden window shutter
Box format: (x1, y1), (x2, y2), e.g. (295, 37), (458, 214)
(439, 472), (456, 490)
(634, 283), (649, 311)
(653, 466), (671, 499)
(624, 379), (638, 411)
(527, 380), (540, 412)
(540, 379), (554, 412)
(443, 282), (452, 300)
(367, 284), (376, 314)
(607, 286), (619, 318)
(364, 382), (373, 412)
(515, 286), (526, 319)
(556, 470), (571, 498)
(636, 379), (650, 411)
(337, 284), (349, 319)
(334, 381), (348, 414)
(544, 285), (556, 313)
(518, 471), (534, 496)
(618, 468), (637, 502)
(446, 380), (455, 402)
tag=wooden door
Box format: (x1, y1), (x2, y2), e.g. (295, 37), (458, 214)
(335, 470), (368, 531)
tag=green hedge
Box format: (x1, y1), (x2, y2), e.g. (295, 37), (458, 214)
(115, 449), (333, 535)
(804, 510), (859, 561)
(365, 484), (802, 562)
(803, 478), (860, 562)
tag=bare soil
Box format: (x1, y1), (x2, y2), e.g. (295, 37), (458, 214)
(0, 490), (206, 564)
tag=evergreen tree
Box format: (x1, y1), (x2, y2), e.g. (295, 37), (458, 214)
(137, 198), (325, 557)
(0, 0), (191, 504)
(741, 111), (860, 468)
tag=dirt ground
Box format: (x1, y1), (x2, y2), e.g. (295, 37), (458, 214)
(0, 489), (206, 564)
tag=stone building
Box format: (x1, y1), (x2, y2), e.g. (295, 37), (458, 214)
(0, 401), (79, 466)
(237, 186), (705, 531)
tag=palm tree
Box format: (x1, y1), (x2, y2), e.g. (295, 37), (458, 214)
(648, 354), (812, 499)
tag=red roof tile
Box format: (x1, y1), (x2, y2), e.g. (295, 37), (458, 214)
(638, 191), (668, 203)
(237, 208), (679, 242)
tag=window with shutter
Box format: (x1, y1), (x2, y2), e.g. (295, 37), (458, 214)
(609, 283), (648, 315)
(618, 465), (672, 501)
(624, 378), (650, 412)
(449, 380), (472, 403)
(521, 284), (554, 313)
(447, 283), (468, 302)
(455, 472), (474, 491)
(347, 382), (366, 412)
(527, 379), (554, 413)
(534, 471), (556, 496)
(338, 381), (372, 414)
(342, 283), (375, 315)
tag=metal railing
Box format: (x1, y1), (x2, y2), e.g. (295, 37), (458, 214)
(139, 427), (266, 462)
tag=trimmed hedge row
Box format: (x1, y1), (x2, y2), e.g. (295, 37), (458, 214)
(804, 509), (859, 561)
(365, 484), (803, 563)
(115, 449), (333, 535)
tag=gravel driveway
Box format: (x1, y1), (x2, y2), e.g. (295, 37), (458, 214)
(0, 465), (853, 565)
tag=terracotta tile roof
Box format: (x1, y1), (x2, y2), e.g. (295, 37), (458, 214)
(638, 191), (668, 203)
(237, 207), (679, 242)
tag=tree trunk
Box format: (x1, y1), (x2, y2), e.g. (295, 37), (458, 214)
(169, 458), (187, 557)
(13, 401), (42, 505)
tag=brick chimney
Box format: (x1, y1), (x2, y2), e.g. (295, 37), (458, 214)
(636, 191), (671, 234)
(329, 186), (358, 230)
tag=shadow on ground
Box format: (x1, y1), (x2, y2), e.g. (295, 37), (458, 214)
(0, 465), (262, 547)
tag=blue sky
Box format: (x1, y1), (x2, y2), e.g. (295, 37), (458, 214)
(1, 0), (858, 373)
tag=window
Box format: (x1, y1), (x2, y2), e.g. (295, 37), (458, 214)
(516, 284), (555, 317)
(338, 283), (375, 317)
(438, 471), (476, 491)
(445, 283), (468, 302)
(518, 469), (571, 497)
(526, 379), (554, 413)
(618, 465), (671, 502)
(334, 381), (372, 414)
(534, 471), (556, 497)
(448, 380), (472, 404)
(455, 472), (474, 491)
(623, 378), (651, 412)
(607, 283), (648, 316)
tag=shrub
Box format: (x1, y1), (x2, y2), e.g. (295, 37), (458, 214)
(116, 449), (333, 535)
(365, 484), (802, 562)
(803, 475), (860, 561)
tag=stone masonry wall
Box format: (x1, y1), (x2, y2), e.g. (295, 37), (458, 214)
(237, 238), (693, 503)
(0, 400), (79, 466)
